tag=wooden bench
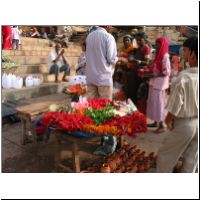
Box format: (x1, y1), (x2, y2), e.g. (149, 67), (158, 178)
(15, 93), (70, 145)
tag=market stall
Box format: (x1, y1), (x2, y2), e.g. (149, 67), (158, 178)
(36, 95), (148, 172)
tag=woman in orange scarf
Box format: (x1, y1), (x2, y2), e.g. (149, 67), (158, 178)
(113, 35), (137, 101)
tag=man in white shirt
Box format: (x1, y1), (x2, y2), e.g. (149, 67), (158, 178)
(86, 26), (118, 155)
(156, 37), (198, 173)
(48, 40), (70, 82)
(85, 26), (118, 100)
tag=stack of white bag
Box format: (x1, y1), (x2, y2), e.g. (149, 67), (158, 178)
(2, 74), (41, 89)
(2, 73), (23, 89)
(25, 75), (41, 87)
(68, 75), (86, 86)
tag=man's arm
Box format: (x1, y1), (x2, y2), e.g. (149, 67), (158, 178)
(53, 49), (65, 63)
(106, 36), (118, 65)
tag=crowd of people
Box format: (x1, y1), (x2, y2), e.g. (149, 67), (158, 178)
(47, 26), (198, 173)
(2, 25), (198, 173)
(2, 26), (58, 50)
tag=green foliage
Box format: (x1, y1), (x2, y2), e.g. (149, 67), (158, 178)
(2, 53), (19, 69)
(85, 104), (116, 125)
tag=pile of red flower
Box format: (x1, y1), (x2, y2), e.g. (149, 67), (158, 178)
(36, 98), (147, 138)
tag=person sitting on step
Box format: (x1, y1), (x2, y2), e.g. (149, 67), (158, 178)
(48, 39), (71, 82)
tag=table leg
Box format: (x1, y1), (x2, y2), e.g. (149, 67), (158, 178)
(21, 119), (26, 145)
(55, 135), (62, 170)
(119, 135), (124, 148)
(72, 142), (80, 173)
(30, 119), (37, 144)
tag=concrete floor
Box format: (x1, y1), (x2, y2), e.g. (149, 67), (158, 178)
(1, 120), (169, 173)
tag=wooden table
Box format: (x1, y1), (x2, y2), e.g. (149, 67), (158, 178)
(15, 94), (69, 145)
(54, 130), (124, 173)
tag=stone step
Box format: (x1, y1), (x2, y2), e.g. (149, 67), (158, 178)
(13, 56), (78, 67)
(20, 37), (50, 46)
(11, 55), (47, 65)
(2, 49), (50, 56)
(2, 65), (39, 75)
(3, 48), (81, 57)
(2, 82), (68, 102)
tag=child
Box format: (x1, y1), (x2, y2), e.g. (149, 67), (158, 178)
(11, 26), (21, 50)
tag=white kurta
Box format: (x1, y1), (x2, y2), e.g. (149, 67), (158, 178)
(85, 27), (118, 86)
(157, 67), (198, 173)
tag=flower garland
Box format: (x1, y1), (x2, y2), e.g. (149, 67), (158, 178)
(87, 98), (119, 110)
(39, 98), (147, 138)
(40, 112), (93, 132)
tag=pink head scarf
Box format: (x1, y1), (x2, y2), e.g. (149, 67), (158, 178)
(152, 37), (169, 73)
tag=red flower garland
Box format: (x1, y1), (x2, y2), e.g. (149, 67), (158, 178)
(87, 98), (119, 110)
(39, 100), (147, 138)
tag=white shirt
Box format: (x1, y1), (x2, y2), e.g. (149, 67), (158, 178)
(86, 27), (118, 86)
(11, 27), (20, 40)
(166, 67), (198, 118)
(48, 48), (65, 72)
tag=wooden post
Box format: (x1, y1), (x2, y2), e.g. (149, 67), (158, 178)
(119, 135), (124, 148)
(30, 119), (37, 144)
(72, 142), (80, 173)
(54, 135), (62, 170)
(21, 118), (26, 145)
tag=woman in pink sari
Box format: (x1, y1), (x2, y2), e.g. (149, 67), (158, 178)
(146, 37), (171, 133)
(2, 26), (12, 49)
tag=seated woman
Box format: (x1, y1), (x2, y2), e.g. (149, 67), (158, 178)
(30, 27), (40, 38)
(76, 42), (86, 75)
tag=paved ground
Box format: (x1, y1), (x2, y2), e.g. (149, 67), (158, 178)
(1, 119), (169, 173)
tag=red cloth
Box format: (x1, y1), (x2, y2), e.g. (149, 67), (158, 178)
(141, 45), (151, 56)
(152, 37), (169, 73)
(2, 26), (12, 49)
(172, 55), (181, 72)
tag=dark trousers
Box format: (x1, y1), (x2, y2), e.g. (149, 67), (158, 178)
(49, 64), (70, 76)
(12, 39), (19, 50)
(126, 68), (142, 105)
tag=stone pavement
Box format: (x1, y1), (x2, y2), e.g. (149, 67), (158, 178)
(1, 120), (169, 173)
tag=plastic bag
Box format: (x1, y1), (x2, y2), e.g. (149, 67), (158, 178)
(14, 76), (23, 89)
(69, 75), (86, 86)
(33, 77), (41, 86)
(25, 75), (34, 87)
(2, 73), (12, 89)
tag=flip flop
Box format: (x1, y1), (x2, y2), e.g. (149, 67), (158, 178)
(147, 123), (158, 128)
(153, 127), (166, 134)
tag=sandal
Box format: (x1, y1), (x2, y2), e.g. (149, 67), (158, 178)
(153, 127), (166, 134)
(147, 122), (158, 128)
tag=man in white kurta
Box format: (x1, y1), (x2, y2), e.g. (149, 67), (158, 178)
(85, 26), (118, 155)
(85, 26), (118, 100)
(156, 37), (198, 173)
